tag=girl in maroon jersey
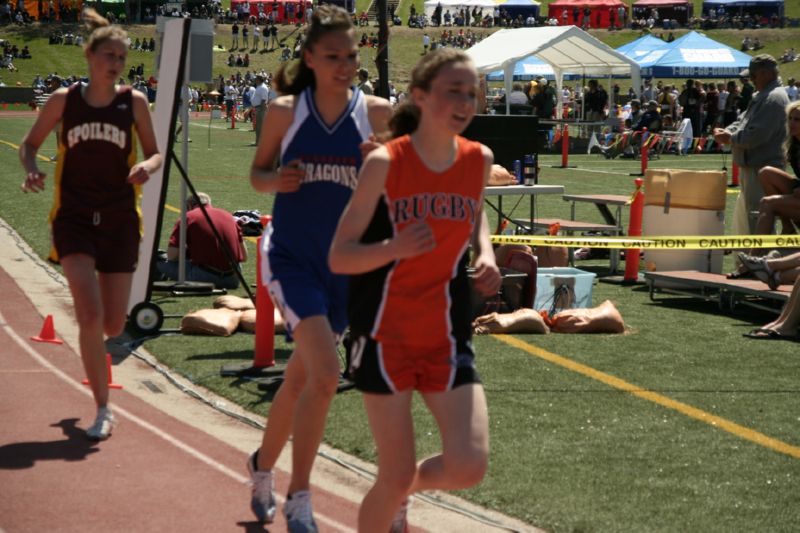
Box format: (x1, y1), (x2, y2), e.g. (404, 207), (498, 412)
(19, 9), (161, 441)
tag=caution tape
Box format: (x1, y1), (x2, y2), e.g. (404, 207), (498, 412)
(490, 234), (800, 250)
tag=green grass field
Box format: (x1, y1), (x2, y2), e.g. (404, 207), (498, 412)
(2, 108), (800, 531)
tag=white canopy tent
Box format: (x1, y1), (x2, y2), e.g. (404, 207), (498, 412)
(423, 0), (496, 18)
(466, 26), (642, 115)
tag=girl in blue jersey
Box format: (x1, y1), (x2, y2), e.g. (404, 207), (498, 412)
(18, 9), (161, 442)
(246, 5), (391, 531)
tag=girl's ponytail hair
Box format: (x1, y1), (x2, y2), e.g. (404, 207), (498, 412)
(83, 8), (128, 52)
(389, 48), (474, 138)
(273, 4), (354, 95)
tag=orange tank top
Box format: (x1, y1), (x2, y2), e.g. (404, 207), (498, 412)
(348, 134), (486, 350)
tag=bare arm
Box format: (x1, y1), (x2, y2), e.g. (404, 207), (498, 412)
(470, 145), (502, 297)
(329, 147), (435, 274)
(129, 90), (162, 184)
(167, 245), (179, 261)
(19, 89), (67, 192)
(249, 95), (303, 194)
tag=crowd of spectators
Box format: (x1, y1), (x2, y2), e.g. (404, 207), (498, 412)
(2, 38), (31, 72)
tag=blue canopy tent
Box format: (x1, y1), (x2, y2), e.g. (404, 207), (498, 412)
(629, 31), (752, 78)
(616, 34), (670, 64)
(702, 0), (784, 19)
(497, 0), (541, 20)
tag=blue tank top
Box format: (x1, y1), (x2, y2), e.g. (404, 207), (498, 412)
(270, 86), (372, 263)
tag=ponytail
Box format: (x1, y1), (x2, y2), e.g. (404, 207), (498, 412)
(389, 103), (421, 139)
(83, 8), (127, 52)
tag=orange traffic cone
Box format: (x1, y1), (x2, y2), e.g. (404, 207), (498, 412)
(31, 314), (63, 344)
(82, 353), (123, 389)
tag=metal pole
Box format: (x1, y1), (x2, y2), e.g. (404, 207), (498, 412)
(375, 0), (389, 99)
(178, 84), (190, 283)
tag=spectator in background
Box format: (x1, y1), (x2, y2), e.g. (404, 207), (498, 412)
(585, 79), (608, 136)
(678, 78), (704, 138)
(722, 80), (741, 126)
(714, 54), (790, 239)
(157, 192), (247, 290)
(357, 68), (373, 95)
(786, 77), (798, 102)
(739, 72), (755, 111)
(704, 82), (720, 132)
(231, 21), (239, 50)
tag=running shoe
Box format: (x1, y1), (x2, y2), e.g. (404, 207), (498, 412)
(284, 490), (318, 533)
(86, 407), (116, 441)
(389, 497), (411, 533)
(246, 451), (277, 523)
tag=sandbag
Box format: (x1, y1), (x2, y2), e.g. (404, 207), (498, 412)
(181, 308), (241, 336)
(213, 295), (255, 311)
(494, 244), (533, 266)
(238, 308), (286, 334)
(534, 222), (568, 268)
(534, 246), (569, 268)
(550, 300), (625, 334)
(473, 308), (550, 335)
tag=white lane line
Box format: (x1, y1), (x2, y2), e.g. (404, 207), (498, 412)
(0, 310), (356, 533)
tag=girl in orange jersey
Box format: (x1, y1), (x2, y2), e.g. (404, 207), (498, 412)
(19, 9), (161, 441)
(329, 48), (501, 533)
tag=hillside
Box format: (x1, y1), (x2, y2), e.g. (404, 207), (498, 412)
(1, 15), (799, 92)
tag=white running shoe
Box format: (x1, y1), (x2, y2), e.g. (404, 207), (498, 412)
(86, 407), (116, 441)
(390, 497), (411, 533)
(283, 490), (318, 533)
(246, 451), (277, 523)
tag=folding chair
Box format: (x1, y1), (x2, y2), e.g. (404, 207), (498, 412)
(660, 118), (692, 155)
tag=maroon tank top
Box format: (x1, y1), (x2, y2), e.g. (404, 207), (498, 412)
(58, 83), (137, 213)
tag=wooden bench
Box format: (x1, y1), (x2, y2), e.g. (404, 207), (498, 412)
(645, 270), (791, 314)
(511, 217), (623, 271)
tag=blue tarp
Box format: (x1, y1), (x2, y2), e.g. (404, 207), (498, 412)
(619, 31), (752, 78)
(701, 0), (784, 18)
(485, 55), (583, 81)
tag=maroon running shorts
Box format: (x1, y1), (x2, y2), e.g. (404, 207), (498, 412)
(52, 208), (141, 273)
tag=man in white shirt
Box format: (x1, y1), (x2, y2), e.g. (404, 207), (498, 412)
(717, 82), (728, 115)
(224, 81), (238, 121)
(251, 74), (275, 145)
(357, 68), (374, 95)
(786, 78), (798, 102)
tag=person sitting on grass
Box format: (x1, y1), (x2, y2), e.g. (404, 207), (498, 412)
(156, 192), (247, 290)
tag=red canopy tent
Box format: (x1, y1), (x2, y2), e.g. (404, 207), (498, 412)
(547, 0), (627, 29)
(230, 0), (311, 24)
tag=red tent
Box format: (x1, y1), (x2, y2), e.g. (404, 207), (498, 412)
(548, 0), (627, 29)
(230, 0), (311, 24)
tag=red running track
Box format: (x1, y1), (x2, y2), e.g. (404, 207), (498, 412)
(0, 263), (369, 533)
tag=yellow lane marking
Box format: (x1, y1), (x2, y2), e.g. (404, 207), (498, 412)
(0, 139), (52, 162)
(494, 334), (800, 460)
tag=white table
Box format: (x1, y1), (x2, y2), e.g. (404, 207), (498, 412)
(484, 185), (565, 232)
